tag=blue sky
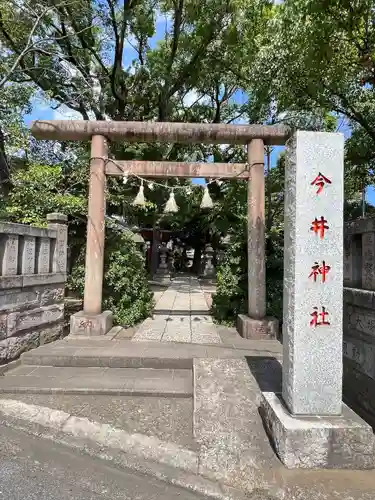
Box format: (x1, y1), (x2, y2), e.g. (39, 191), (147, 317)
(23, 9), (374, 205)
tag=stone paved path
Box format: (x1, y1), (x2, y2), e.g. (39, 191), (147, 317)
(133, 277), (222, 344)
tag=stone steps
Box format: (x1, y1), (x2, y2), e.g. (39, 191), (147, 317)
(18, 338), (282, 370)
(0, 366), (192, 397)
(21, 351), (194, 369)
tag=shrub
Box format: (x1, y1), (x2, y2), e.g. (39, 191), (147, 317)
(212, 237), (247, 324)
(212, 230), (284, 325)
(68, 228), (154, 326)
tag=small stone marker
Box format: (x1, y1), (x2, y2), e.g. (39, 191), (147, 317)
(261, 131), (375, 470)
(283, 131), (344, 416)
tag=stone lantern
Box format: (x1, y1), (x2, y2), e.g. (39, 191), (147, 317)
(202, 243), (215, 278)
(155, 242), (171, 283)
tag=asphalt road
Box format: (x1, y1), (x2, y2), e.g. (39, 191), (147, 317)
(0, 424), (209, 500)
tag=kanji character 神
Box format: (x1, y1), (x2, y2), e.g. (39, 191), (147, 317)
(308, 261), (331, 283)
(311, 172), (332, 194)
(310, 216), (329, 239)
(310, 307), (330, 327)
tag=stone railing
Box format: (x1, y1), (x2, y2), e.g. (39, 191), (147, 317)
(343, 217), (375, 428)
(0, 213), (67, 364)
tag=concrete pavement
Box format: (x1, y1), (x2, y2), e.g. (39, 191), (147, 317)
(133, 277), (222, 343)
(0, 423), (211, 500)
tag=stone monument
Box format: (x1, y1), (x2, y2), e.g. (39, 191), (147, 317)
(261, 131), (375, 469)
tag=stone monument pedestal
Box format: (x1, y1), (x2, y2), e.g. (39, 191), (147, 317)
(70, 310), (113, 336)
(261, 392), (375, 469)
(237, 314), (279, 339)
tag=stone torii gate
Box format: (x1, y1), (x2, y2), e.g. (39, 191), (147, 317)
(31, 120), (290, 337)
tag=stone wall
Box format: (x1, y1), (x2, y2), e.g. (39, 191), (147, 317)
(0, 213), (67, 364)
(343, 217), (375, 428)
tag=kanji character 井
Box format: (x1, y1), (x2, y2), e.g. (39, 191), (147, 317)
(310, 216), (329, 239)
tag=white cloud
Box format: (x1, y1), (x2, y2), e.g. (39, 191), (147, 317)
(60, 59), (79, 79)
(128, 64), (136, 75)
(231, 116), (247, 125)
(155, 9), (173, 28)
(52, 104), (82, 120)
(183, 90), (199, 106)
(182, 90), (211, 107)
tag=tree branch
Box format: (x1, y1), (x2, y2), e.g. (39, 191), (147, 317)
(0, 3), (54, 88)
(167, 15), (223, 102)
(158, 0), (184, 121)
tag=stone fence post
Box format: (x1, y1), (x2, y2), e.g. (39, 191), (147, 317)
(343, 234), (362, 288)
(344, 217), (375, 290)
(47, 213), (68, 274)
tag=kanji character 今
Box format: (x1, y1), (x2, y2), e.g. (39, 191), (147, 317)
(308, 261), (331, 283)
(311, 172), (332, 194)
(310, 216), (329, 239)
(310, 307), (330, 327)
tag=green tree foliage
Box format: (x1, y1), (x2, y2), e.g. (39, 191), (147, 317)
(0, 0), (264, 123)
(246, 0), (375, 134)
(212, 233), (247, 324)
(0, 84), (33, 190)
(3, 163), (85, 225)
(0, 0), (271, 265)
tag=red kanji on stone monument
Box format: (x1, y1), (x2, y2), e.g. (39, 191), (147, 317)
(310, 216), (329, 239)
(310, 306), (330, 327)
(308, 261), (331, 283)
(311, 172), (331, 194)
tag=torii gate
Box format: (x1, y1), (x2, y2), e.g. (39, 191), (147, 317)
(31, 120), (290, 337)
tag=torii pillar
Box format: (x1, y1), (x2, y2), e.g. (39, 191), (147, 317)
(237, 139), (279, 339)
(70, 135), (113, 336)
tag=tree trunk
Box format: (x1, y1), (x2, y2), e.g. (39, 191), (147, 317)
(0, 125), (10, 195)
